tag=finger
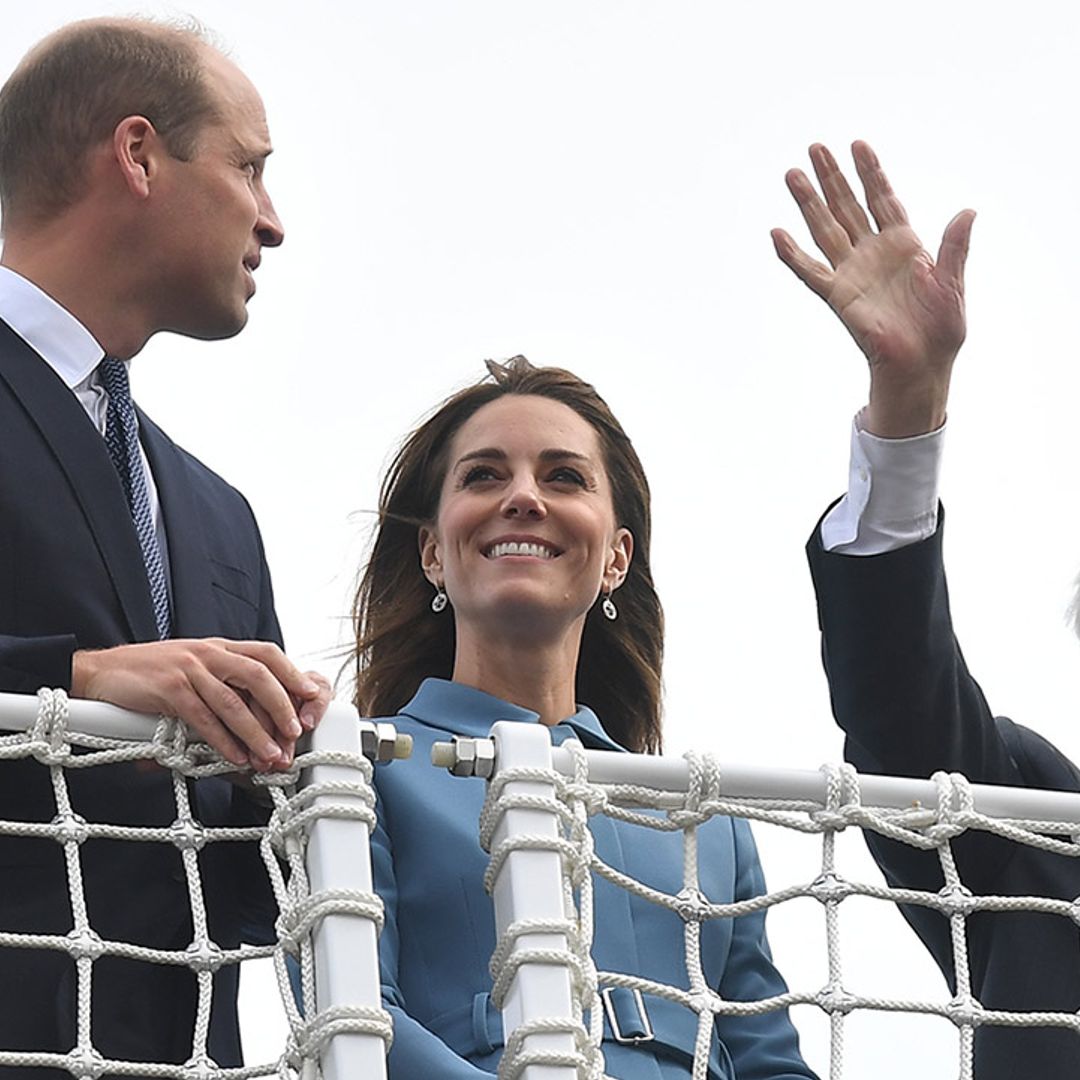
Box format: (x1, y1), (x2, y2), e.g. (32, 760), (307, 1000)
(771, 227), (833, 300)
(166, 681), (250, 768)
(809, 143), (873, 241)
(189, 665), (285, 768)
(935, 208), (975, 294)
(298, 674), (331, 731)
(272, 738), (296, 770)
(851, 140), (910, 230)
(224, 640), (322, 699)
(784, 167), (854, 268)
(250, 698), (296, 769)
(211, 648), (303, 741)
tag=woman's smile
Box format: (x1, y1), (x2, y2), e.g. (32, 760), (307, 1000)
(483, 537), (561, 560)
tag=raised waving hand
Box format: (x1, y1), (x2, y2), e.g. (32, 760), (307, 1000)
(772, 141), (975, 437)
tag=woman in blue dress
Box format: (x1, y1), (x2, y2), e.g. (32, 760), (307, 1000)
(354, 357), (816, 1079)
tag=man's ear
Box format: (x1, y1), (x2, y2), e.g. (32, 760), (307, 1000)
(112, 115), (162, 200)
(603, 528), (633, 593)
(418, 525), (443, 586)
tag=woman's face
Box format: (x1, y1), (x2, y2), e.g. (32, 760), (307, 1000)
(419, 394), (632, 643)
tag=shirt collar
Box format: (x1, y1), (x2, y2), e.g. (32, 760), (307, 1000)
(0, 266), (104, 388)
(400, 677), (626, 751)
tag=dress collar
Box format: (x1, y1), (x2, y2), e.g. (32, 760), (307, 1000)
(400, 677), (626, 752)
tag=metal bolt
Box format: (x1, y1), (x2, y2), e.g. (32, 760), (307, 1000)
(431, 736), (496, 778)
(361, 722), (413, 764)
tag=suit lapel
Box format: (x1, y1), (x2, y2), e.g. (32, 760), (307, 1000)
(0, 319), (159, 642)
(138, 411), (217, 639)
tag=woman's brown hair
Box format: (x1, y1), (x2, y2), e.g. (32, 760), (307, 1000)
(352, 356), (663, 752)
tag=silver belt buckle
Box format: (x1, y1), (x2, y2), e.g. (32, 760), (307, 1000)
(600, 986), (654, 1045)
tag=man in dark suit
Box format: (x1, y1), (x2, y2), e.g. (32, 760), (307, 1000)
(773, 142), (1080, 1076)
(0, 17), (329, 1075)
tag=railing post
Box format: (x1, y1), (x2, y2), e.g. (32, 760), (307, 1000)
(302, 704), (396, 1080)
(487, 720), (582, 1080)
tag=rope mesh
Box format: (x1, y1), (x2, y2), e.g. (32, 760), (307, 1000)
(0, 688), (392, 1079)
(479, 740), (1080, 1080)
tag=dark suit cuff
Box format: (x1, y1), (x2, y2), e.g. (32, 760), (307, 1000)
(0, 634), (78, 693)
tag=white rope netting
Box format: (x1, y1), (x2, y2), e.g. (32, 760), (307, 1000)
(0, 688), (393, 1080)
(477, 737), (1080, 1080)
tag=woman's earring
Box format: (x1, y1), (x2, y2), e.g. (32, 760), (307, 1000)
(431, 584), (448, 613)
(601, 590), (618, 621)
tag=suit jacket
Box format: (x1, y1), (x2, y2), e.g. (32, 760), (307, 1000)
(0, 318), (281, 1074)
(807, 509), (1080, 1079)
(372, 678), (817, 1080)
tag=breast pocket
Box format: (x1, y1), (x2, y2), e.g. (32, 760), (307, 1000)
(209, 558), (259, 637)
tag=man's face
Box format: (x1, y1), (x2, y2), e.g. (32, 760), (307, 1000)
(153, 49), (284, 340)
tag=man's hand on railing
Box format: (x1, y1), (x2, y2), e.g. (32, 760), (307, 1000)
(71, 639), (331, 770)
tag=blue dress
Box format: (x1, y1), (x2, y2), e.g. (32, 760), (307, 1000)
(371, 678), (816, 1079)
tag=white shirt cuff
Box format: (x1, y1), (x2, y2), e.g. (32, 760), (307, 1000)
(820, 409), (944, 556)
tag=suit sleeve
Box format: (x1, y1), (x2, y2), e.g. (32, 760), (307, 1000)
(0, 633), (77, 694)
(714, 817), (818, 1080)
(805, 505), (1077, 979)
(371, 792), (495, 1078)
(806, 507), (1020, 788)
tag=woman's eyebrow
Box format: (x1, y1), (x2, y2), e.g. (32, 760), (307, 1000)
(454, 448), (592, 466)
(454, 448), (506, 467)
(538, 449), (591, 463)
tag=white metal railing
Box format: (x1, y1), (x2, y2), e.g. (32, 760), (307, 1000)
(0, 689), (410, 1080)
(13, 684), (1078, 1080)
(434, 721), (1080, 1080)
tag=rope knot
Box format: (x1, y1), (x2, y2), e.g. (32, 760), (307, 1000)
(184, 939), (226, 973)
(816, 985), (858, 1016)
(682, 751), (722, 813)
(63, 1047), (106, 1080)
(674, 887), (711, 923)
(809, 871), (855, 905)
(945, 995), (984, 1028)
(179, 1053), (221, 1080)
(170, 818), (208, 852)
(66, 927), (105, 961)
(937, 882), (975, 917)
(51, 811), (89, 846)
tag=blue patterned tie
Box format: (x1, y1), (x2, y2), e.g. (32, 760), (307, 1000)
(99, 357), (172, 639)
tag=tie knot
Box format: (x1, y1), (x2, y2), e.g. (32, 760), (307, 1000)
(98, 356), (131, 403)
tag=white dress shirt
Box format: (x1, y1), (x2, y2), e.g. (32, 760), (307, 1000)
(821, 407), (944, 556)
(0, 265), (171, 581)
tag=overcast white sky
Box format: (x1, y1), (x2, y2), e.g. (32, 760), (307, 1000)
(5, 2), (1080, 1075)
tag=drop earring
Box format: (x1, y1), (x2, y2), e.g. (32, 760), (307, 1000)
(601, 590), (618, 621)
(431, 584), (448, 613)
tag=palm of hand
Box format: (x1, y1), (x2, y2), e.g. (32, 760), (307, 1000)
(828, 224), (965, 375)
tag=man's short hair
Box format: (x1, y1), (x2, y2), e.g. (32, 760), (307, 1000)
(0, 18), (220, 227)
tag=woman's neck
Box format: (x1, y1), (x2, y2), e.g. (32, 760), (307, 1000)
(450, 626), (582, 727)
